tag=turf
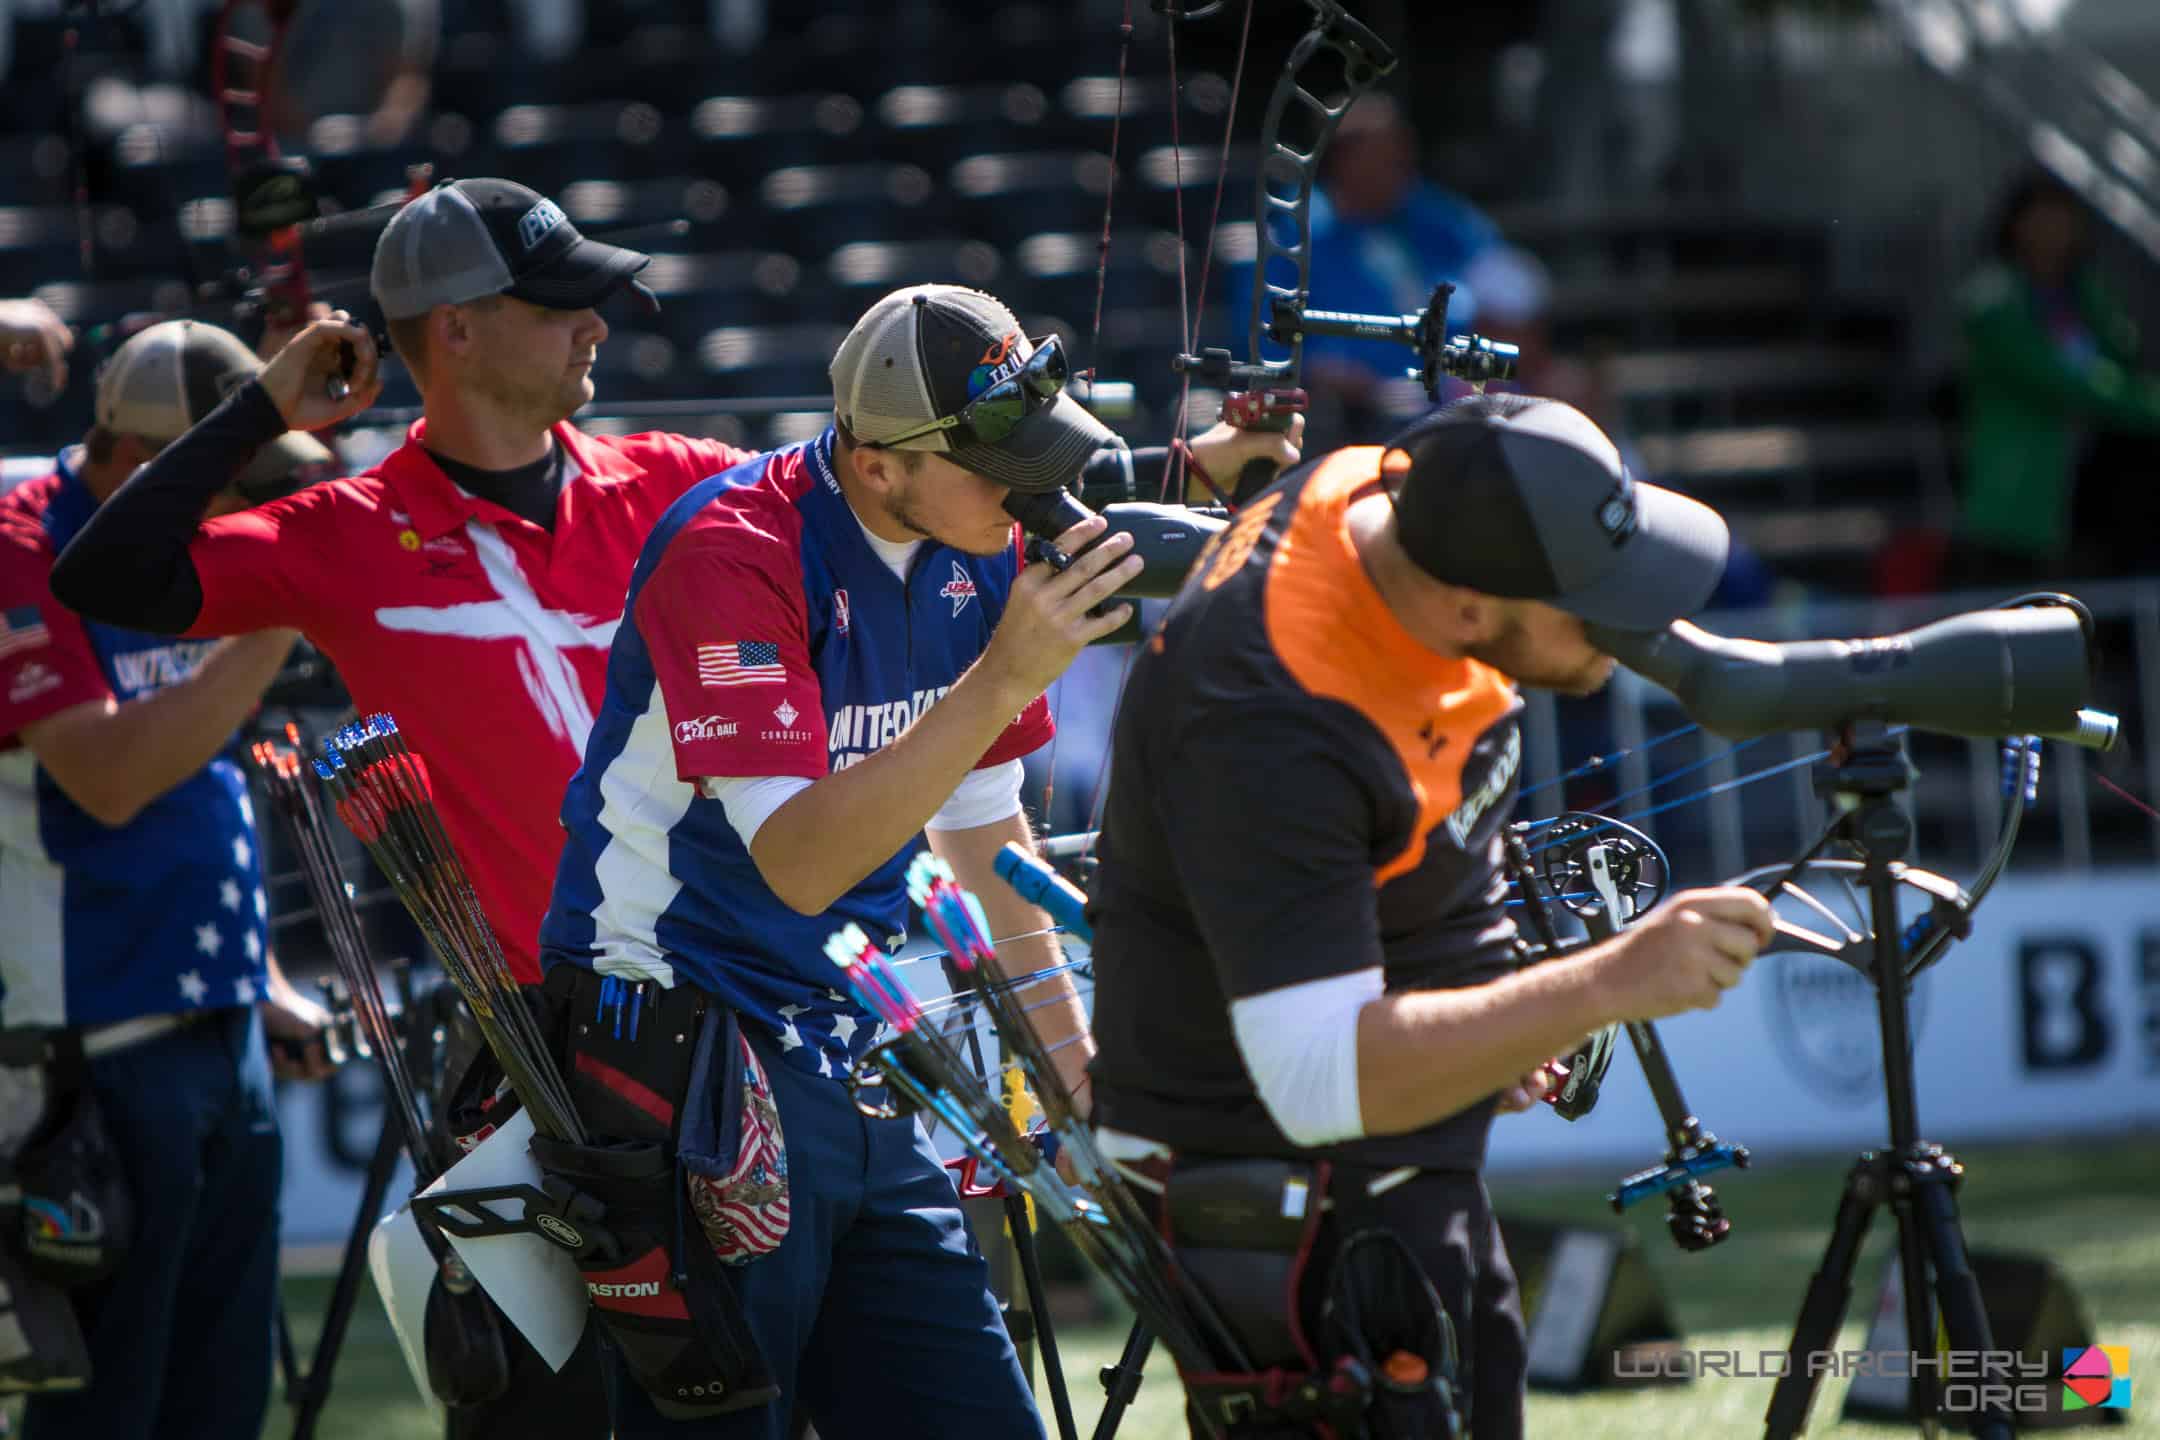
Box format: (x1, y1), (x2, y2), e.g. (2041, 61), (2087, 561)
(241, 1134), (2156, 1439)
(9, 1136), (2147, 1438)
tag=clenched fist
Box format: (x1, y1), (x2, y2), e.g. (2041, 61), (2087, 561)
(1589, 887), (1774, 1021)
(258, 310), (383, 431)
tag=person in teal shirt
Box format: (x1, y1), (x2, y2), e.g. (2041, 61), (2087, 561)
(1956, 173), (2160, 583)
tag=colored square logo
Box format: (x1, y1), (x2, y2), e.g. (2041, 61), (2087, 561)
(2062, 1344), (2130, 1410)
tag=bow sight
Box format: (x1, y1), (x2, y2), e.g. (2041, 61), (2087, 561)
(1172, 283), (1522, 402)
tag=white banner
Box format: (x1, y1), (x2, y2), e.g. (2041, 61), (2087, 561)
(274, 873), (2160, 1245)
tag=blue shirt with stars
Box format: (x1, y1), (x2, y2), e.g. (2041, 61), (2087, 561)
(0, 454), (271, 1029)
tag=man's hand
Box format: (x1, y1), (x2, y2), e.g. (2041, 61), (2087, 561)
(1589, 887), (1774, 1021)
(262, 980), (337, 1082)
(1495, 1061), (1558, 1114)
(258, 310), (382, 431)
(0, 298), (74, 393)
(978, 513), (1143, 704)
(1184, 414), (1306, 500)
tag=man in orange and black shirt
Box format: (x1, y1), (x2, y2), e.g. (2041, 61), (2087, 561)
(1085, 395), (1777, 1438)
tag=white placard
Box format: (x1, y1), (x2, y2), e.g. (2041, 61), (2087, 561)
(422, 1109), (591, 1371)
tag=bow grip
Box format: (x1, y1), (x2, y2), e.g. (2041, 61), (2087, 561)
(1222, 385), (1308, 499)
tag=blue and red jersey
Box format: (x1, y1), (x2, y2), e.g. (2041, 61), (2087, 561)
(0, 456), (270, 1028)
(540, 429), (1052, 1079)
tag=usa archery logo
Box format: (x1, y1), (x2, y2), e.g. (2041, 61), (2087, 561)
(941, 562), (978, 617)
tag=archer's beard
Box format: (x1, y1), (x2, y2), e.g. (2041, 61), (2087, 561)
(476, 370), (590, 431)
(885, 490), (1012, 557)
(1466, 623), (1615, 697)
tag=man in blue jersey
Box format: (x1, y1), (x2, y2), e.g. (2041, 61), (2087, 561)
(0, 319), (336, 1437)
(538, 283), (1297, 1437)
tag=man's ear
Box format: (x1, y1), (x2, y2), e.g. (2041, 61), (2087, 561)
(847, 445), (903, 498)
(1435, 586), (1504, 648)
(436, 304), (473, 364)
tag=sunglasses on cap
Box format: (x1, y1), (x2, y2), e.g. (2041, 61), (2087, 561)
(875, 334), (1070, 449)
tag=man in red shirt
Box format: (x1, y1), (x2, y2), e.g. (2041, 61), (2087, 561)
(54, 179), (748, 989)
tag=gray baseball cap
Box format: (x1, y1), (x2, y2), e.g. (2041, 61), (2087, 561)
(97, 320), (333, 492)
(830, 284), (1115, 493)
(1387, 394), (1730, 632)
(371, 178), (655, 321)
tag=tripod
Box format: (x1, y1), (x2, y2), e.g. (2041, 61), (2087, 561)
(1762, 727), (2011, 1440)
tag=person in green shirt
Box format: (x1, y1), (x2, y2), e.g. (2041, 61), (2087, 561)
(1956, 173), (2160, 584)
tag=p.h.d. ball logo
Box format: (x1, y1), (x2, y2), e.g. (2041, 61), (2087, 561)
(2062, 1345), (2130, 1411)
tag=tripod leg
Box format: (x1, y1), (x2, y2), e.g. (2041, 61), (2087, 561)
(291, 1111), (405, 1440)
(1887, 1187), (1941, 1436)
(1006, 1194), (1080, 1440)
(1092, 1319), (1154, 1440)
(1912, 1158), (2014, 1439)
(1765, 1154), (1884, 1440)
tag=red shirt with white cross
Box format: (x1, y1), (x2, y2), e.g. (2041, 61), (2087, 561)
(182, 421), (752, 981)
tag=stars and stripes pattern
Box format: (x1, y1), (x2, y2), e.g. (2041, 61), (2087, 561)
(687, 1031), (791, 1262)
(0, 604), (50, 661)
(696, 640), (786, 688)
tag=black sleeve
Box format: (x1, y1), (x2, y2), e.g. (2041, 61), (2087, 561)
(49, 378), (287, 634)
(1155, 703), (1391, 1000)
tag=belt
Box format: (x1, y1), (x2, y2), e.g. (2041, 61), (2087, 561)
(81, 1011), (205, 1058)
(0, 1011), (210, 1067)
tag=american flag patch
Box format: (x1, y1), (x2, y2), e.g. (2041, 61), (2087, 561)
(0, 605), (50, 662)
(687, 1031), (790, 1262)
(696, 640), (786, 688)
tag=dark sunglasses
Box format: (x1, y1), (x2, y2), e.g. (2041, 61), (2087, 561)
(877, 334), (1069, 449)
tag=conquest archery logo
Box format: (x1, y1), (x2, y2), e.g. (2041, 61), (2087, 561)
(1766, 943), (1931, 1098)
(941, 562), (978, 617)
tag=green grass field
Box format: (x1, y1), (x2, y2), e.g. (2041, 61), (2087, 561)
(237, 1134), (2155, 1440)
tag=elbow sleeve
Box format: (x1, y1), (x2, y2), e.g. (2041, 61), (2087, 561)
(1228, 969), (1382, 1148)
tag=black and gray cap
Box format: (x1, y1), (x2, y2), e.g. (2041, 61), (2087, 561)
(830, 283), (1115, 493)
(1387, 394), (1730, 632)
(370, 178), (655, 320)
(96, 319), (333, 488)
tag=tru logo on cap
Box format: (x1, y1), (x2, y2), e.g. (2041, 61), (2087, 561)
(519, 198), (567, 253)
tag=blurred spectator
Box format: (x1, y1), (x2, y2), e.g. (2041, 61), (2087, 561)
(1222, 93), (1502, 440)
(1953, 173), (2160, 586)
(276, 0), (439, 148)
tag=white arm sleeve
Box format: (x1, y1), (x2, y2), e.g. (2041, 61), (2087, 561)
(924, 758), (1025, 833)
(1228, 968), (1383, 1147)
(699, 774), (813, 848)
